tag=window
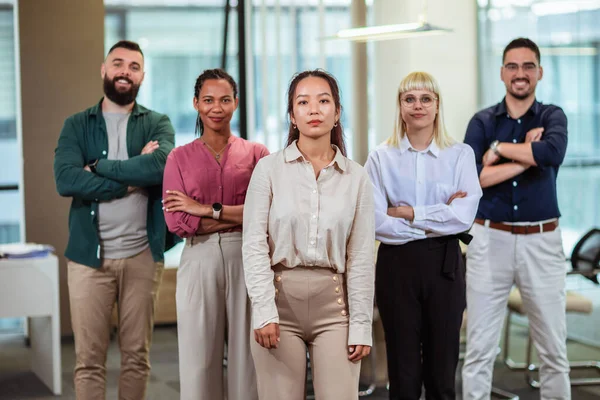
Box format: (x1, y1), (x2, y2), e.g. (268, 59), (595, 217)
(0, 3), (21, 246)
(0, 1), (23, 333)
(477, 0), (600, 253)
(104, 0), (357, 152)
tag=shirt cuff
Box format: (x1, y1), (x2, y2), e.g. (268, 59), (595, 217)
(348, 323), (372, 347)
(251, 302), (279, 330)
(413, 205), (427, 222)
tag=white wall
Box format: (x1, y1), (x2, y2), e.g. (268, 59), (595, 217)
(372, 0), (478, 145)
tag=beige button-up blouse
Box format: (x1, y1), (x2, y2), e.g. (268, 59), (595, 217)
(242, 141), (375, 346)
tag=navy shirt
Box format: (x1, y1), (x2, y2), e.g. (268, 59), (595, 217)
(464, 98), (568, 223)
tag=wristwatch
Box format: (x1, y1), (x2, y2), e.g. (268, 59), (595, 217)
(489, 140), (501, 156)
(212, 202), (223, 220)
(88, 159), (99, 173)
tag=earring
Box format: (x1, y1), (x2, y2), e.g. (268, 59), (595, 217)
(334, 122), (338, 127)
(293, 124), (297, 130)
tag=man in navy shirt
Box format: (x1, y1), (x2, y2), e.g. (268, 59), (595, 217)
(462, 38), (570, 399)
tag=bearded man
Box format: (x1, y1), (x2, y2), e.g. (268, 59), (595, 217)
(53, 40), (175, 400)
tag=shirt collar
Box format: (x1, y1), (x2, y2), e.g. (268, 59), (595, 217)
(399, 134), (440, 158)
(495, 97), (540, 118)
(284, 140), (348, 172)
(90, 97), (149, 117)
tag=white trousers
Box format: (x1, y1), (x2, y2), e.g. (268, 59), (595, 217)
(176, 232), (257, 400)
(462, 222), (571, 400)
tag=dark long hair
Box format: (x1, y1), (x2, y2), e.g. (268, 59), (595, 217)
(285, 69), (347, 156)
(193, 69), (238, 136)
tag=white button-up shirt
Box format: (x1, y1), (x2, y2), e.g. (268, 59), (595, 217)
(243, 141), (375, 346)
(365, 136), (482, 245)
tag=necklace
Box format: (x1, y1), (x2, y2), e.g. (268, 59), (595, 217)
(201, 139), (227, 160)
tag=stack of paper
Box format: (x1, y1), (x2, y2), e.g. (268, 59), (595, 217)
(0, 243), (55, 259)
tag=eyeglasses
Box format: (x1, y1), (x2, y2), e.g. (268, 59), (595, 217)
(503, 62), (538, 72)
(400, 94), (438, 108)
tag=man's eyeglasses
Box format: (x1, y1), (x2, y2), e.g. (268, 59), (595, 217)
(400, 94), (438, 108)
(503, 62), (538, 72)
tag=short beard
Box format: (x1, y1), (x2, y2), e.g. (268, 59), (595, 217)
(103, 75), (140, 106)
(507, 79), (533, 101)
(507, 90), (532, 101)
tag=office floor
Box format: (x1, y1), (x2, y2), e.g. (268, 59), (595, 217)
(1, 324), (600, 399)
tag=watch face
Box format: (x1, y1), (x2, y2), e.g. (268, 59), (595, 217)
(212, 202), (223, 211)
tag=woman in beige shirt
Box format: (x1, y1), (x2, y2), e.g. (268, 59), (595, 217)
(242, 69), (375, 400)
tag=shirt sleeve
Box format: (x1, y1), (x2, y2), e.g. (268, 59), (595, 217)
(54, 116), (128, 201)
(162, 150), (201, 238)
(531, 107), (568, 168)
(463, 116), (486, 177)
(364, 150), (427, 244)
(345, 170), (375, 346)
(411, 146), (482, 235)
(242, 157), (278, 330)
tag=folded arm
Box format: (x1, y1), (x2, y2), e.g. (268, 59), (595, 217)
(365, 153), (427, 244)
(410, 148), (482, 235)
(95, 115), (175, 187)
(54, 117), (127, 201)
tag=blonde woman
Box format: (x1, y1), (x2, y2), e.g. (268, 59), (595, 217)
(365, 71), (482, 399)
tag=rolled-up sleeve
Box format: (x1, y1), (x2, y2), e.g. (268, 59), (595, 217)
(242, 158), (278, 330)
(531, 107), (568, 168)
(162, 151), (201, 238)
(365, 151), (427, 244)
(463, 116), (486, 177)
(345, 170), (375, 346)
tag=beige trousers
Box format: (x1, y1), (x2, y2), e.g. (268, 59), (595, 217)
(68, 247), (164, 400)
(251, 265), (361, 400)
(176, 232), (257, 400)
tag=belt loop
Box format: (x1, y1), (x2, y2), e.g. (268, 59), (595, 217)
(539, 222), (544, 233)
(484, 219), (490, 228)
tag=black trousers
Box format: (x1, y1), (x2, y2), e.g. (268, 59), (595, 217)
(376, 237), (466, 400)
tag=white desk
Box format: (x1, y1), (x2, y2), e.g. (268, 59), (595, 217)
(0, 254), (62, 395)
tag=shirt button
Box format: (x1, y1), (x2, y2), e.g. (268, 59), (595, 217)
(332, 276), (338, 282)
(91, 210), (95, 216)
(310, 240), (315, 246)
(219, 186), (222, 189)
(312, 189), (317, 194)
(275, 276), (282, 282)
(517, 119), (521, 124)
(341, 310), (347, 316)
(335, 286), (340, 293)
(102, 150), (107, 155)
(322, 169), (326, 173)
(513, 181), (517, 187)
(512, 139), (517, 143)
(312, 214), (317, 219)
(418, 180), (422, 184)
(513, 205), (518, 211)
(337, 298), (343, 305)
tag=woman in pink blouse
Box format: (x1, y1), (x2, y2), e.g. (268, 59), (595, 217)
(242, 70), (375, 400)
(162, 69), (269, 400)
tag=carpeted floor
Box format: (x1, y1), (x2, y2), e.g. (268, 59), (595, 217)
(1, 323), (600, 399)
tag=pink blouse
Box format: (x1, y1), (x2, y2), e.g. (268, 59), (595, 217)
(163, 135), (269, 238)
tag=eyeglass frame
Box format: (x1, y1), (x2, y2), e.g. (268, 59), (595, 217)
(399, 94), (439, 108)
(503, 62), (538, 72)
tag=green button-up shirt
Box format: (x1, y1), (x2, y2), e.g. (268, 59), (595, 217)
(53, 98), (175, 268)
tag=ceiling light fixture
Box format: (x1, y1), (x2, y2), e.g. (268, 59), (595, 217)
(325, 0), (452, 42)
